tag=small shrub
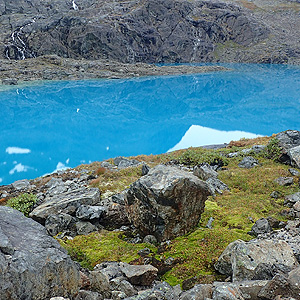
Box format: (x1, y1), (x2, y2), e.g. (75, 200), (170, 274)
(177, 148), (229, 167)
(264, 138), (282, 161)
(6, 193), (37, 216)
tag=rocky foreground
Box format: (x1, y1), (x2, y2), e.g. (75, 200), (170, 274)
(2, 130), (300, 299)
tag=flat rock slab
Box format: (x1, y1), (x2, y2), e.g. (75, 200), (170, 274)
(125, 164), (211, 241)
(0, 206), (80, 299)
(30, 187), (100, 223)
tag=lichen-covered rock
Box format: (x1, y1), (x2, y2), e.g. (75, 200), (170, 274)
(238, 157), (259, 169)
(284, 192), (300, 207)
(30, 187), (100, 224)
(215, 239), (299, 282)
(125, 165), (211, 241)
(248, 218), (272, 237)
(0, 206), (80, 299)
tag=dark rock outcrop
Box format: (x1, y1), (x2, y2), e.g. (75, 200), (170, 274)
(0, 206), (80, 299)
(0, 0), (269, 63)
(125, 164), (211, 241)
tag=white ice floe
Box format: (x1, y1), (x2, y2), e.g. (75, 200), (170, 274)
(6, 147), (31, 154)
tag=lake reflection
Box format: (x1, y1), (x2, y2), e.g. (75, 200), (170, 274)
(0, 63), (300, 185)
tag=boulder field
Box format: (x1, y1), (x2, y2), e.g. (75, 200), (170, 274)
(2, 130), (300, 299)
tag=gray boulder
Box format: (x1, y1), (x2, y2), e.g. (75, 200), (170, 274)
(284, 192), (300, 207)
(75, 221), (98, 235)
(124, 281), (181, 300)
(206, 177), (229, 196)
(212, 285), (244, 300)
(119, 262), (158, 286)
(0, 206), (80, 299)
(12, 179), (31, 190)
(238, 157), (259, 169)
(248, 218), (272, 237)
(30, 187), (100, 224)
(114, 157), (141, 169)
(275, 130), (300, 165)
(179, 284), (213, 300)
(76, 205), (105, 221)
(45, 213), (76, 236)
(215, 239), (298, 282)
(125, 165), (211, 241)
(274, 177), (294, 186)
(193, 164), (218, 180)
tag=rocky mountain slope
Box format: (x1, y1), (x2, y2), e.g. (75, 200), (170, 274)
(1, 0), (300, 64)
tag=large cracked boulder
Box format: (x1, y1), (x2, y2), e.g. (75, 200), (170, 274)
(215, 239), (299, 282)
(0, 206), (80, 299)
(125, 165), (211, 241)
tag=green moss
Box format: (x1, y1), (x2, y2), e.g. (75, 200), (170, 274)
(58, 230), (156, 270)
(161, 228), (251, 285)
(6, 193), (37, 216)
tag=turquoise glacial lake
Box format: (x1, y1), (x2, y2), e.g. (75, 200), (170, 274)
(1, 63), (300, 185)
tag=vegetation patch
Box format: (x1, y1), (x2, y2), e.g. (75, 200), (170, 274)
(89, 165), (143, 196)
(58, 230), (156, 270)
(6, 193), (37, 217)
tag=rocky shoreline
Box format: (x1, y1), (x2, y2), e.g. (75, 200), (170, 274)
(1, 131), (300, 299)
(0, 55), (228, 86)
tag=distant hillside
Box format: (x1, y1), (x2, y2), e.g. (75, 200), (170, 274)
(1, 0), (300, 64)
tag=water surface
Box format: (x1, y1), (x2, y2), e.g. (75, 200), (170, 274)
(1, 63), (300, 185)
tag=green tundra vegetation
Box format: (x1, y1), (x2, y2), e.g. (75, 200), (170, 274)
(59, 136), (298, 287)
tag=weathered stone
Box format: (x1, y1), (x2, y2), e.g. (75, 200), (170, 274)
(0, 206), (80, 299)
(274, 177), (294, 186)
(215, 239), (298, 282)
(110, 278), (137, 297)
(289, 168), (300, 176)
(230, 280), (268, 300)
(125, 165), (210, 241)
(74, 290), (102, 300)
(90, 269), (111, 298)
(30, 188), (100, 224)
(212, 285), (244, 300)
(119, 262), (158, 286)
(238, 157), (259, 169)
(193, 163), (218, 180)
(179, 284), (213, 300)
(233, 240), (298, 281)
(76, 221), (98, 235)
(45, 213), (76, 236)
(76, 205), (105, 221)
(114, 157), (140, 169)
(248, 218), (272, 237)
(100, 198), (130, 229)
(270, 191), (281, 199)
(143, 235), (157, 245)
(215, 240), (243, 276)
(142, 164), (150, 176)
(206, 177), (229, 195)
(124, 281), (181, 300)
(257, 273), (291, 300)
(12, 179), (30, 190)
(284, 192), (300, 207)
